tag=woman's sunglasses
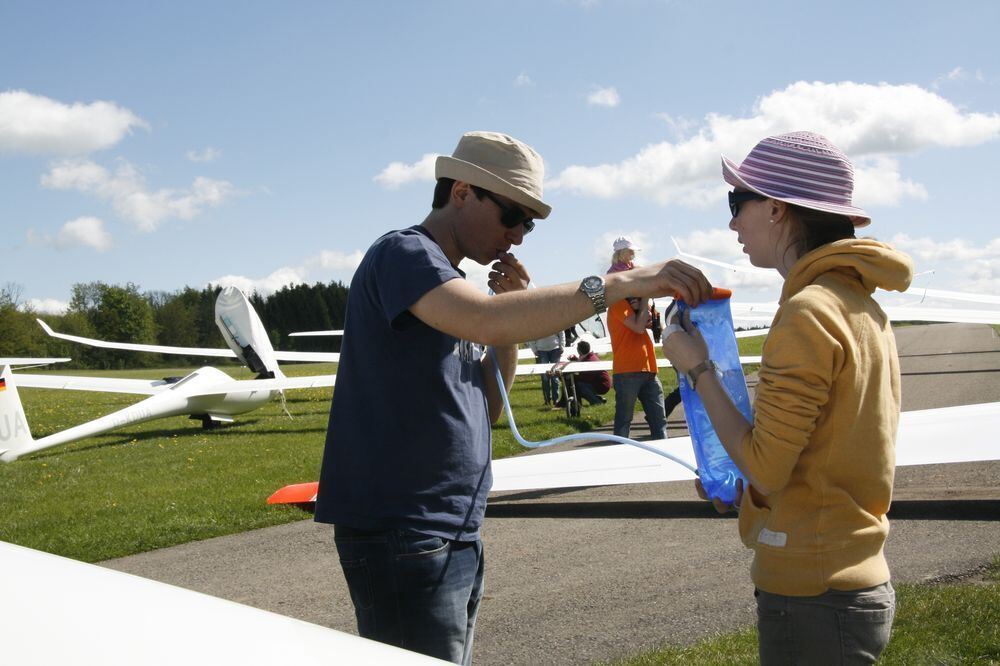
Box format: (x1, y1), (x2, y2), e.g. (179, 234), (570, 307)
(728, 190), (767, 218)
(475, 187), (536, 234)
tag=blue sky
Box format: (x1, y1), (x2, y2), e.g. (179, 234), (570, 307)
(3, 0), (999, 313)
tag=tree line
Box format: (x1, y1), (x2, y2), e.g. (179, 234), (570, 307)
(1, 280), (348, 369)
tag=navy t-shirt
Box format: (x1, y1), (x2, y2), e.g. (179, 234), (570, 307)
(314, 226), (492, 541)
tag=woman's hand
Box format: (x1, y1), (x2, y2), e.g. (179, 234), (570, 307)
(661, 308), (710, 374)
(695, 477), (744, 514)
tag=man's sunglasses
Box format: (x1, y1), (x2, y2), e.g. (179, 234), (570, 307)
(728, 190), (767, 218)
(475, 187), (535, 234)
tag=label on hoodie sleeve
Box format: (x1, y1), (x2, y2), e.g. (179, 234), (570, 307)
(758, 528), (787, 548)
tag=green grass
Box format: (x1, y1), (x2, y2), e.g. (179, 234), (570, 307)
(2, 338), (769, 561)
(610, 557), (1000, 665)
(1, 364), (337, 561)
(1, 360), (640, 561)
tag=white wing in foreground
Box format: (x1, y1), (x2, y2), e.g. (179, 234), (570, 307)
(491, 402), (1000, 492)
(0, 541), (440, 666)
(491, 437), (698, 492)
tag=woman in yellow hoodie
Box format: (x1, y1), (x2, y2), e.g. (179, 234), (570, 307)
(662, 131), (914, 664)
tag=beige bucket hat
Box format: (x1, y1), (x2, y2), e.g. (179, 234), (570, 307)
(435, 131), (551, 219)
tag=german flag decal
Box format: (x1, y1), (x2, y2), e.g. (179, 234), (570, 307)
(0, 377), (6, 391)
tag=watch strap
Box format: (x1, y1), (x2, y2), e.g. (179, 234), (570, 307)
(687, 359), (717, 389)
(579, 276), (607, 314)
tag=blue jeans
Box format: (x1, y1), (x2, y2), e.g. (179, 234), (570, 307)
(612, 372), (667, 439)
(756, 582), (895, 665)
(334, 526), (485, 665)
(536, 348), (562, 404)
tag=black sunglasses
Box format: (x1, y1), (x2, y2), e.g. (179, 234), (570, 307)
(728, 190), (767, 218)
(475, 187), (535, 234)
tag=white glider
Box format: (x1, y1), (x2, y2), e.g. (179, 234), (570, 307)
(671, 238), (1000, 326)
(36, 286), (337, 378)
(0, 540), (441, 665)
(514, 355), (763, 377)
(489, 401), (1000, 491)
(1, 287), (336, 462)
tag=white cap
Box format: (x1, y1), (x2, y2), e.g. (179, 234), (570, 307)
(612, 236), (639, 252)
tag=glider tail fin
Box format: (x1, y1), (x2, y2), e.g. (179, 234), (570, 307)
(214, 286), (285, 380)
(0, 365), (35, 463)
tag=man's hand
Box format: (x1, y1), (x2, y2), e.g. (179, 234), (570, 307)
(651, 259), (713, 305)
(612, 259), (713, 306)
(488, 252), (531, 294)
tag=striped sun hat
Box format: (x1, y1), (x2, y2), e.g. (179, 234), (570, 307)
(722, 131), (870, 227)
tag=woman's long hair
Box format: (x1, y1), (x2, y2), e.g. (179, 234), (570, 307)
(784, 205), (857, 264)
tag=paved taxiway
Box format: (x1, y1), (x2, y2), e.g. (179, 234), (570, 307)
(105, 323), (1000, 664)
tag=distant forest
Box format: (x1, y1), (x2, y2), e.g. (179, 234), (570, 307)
(1, 281), (348, 369)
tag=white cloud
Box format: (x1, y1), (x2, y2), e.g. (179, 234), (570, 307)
(208, 248), (366, 297)
(587, 86), (620, 108)
(889, 233), (1000, 263)
(930, 66), (987, 89)
(25, 216), (113, 252)
(852, 156), (928, 207)
(886, 233), (1000, 296)
(41, 159), (236, 232)
(514, 72), (534, 87)
(310, 249), (365, 271)
(673, 228), (782, 291)
(654, 112), (698, 140)
(186, 146), (222, 162)
(0, 90), (147, 155)
(550, 80), (1000, 209)
(210, 267), (306, 297)
(374, 153), (439, 189)
(56, 216), (112, 251)
(25, 298), (69, 315)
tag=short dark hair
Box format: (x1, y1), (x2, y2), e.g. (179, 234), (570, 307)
(785, 205), (856, 261)
(432, 178), (456, 209)
(576, 340), (591, 354)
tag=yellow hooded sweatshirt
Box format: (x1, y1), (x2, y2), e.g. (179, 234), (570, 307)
(737, 238), (914, 596)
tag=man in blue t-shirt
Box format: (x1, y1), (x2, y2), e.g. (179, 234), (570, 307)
(315, 131), (713, 664)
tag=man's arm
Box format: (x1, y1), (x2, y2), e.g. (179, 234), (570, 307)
(410, 254), (711, 347)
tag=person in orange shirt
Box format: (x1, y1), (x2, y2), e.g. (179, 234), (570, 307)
(607, 295), (667, 439)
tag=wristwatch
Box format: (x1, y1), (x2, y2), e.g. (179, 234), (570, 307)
(578, 275), (607, 314)
(687, 359), (718, 389)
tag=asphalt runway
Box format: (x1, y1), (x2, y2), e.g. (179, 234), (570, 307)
(104, 323), (1000, 664)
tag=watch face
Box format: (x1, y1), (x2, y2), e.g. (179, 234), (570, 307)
(583, 276), (602, 291)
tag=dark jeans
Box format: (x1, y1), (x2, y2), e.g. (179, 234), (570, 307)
(612, 371), (667, 439)
(536, 348), (562, 404)
(756, 582), (895, 665)
(574, 380), (607, 405)
(334, 526), (485, 665)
